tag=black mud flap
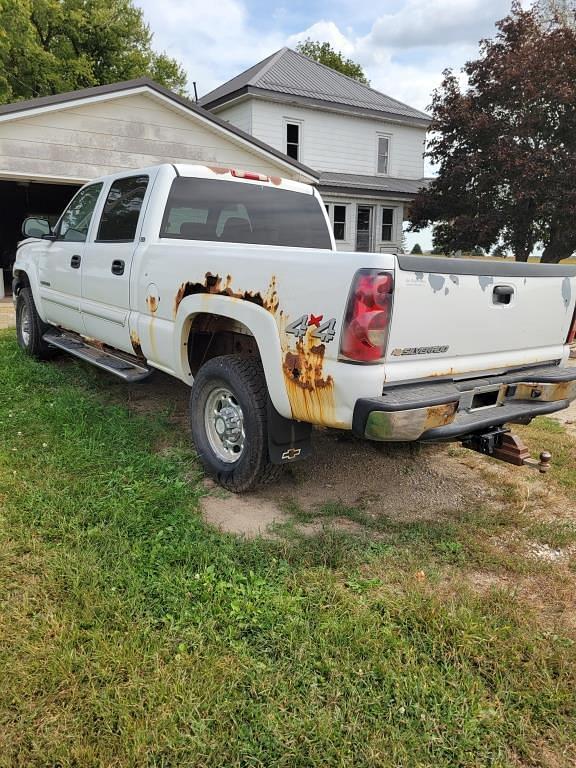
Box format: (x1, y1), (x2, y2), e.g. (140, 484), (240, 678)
(267, 397), (312, 464)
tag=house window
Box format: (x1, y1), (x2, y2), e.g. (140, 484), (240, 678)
(381, 208), (394, 241)
(333, 205), (347, 241)
(286, 122), (300, 160)
(377, 136), (390, 174)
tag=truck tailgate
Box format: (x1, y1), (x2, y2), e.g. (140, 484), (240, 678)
(385, 255), (576, 382)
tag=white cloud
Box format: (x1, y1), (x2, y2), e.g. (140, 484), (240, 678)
(366, 0), (513, 49)
(137, 0), (285, 96)
(286, 20), (355, 55)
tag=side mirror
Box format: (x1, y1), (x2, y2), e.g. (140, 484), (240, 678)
(22, 217), (52, 239)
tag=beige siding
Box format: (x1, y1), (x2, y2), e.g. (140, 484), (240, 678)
(218, 99), (426, 179)
(0, 92), (305, 182)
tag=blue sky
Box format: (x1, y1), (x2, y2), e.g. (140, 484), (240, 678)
(135, 0), (530, 250)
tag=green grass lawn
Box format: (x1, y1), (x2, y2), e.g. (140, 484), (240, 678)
(1, 329), (575, 768)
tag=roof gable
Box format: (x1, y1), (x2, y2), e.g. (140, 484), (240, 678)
(0, 78), (318, 180)
(200, 48), (430, 125)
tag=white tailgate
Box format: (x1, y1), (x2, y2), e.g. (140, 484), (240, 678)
(385, 258), (576, 382)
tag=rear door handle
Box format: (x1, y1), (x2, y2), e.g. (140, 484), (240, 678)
(70, 254), (81, 269)
(111, 259), (125, 276)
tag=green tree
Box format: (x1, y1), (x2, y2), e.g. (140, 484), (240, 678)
(0, 0), (187, 104)
(295, 39), (369, 84)
(409, 4), (576, 263)
(410, 243), (423, 254)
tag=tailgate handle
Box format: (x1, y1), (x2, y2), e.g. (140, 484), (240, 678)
(493, 285), (514, 304)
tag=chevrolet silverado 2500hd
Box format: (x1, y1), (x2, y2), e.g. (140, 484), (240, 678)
(13, 164), (576, 490)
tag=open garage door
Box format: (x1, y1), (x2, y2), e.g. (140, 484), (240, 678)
(0, 179), (79, 296)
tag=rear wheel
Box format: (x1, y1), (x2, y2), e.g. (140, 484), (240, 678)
(16, 287), (55, 360)
(190, 355), (281, 492)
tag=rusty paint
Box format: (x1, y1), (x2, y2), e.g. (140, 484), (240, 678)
(421, 402), (458, 432)
(282, 330), (336, 424)
(270, 175), (282, 186)
(149, 316), (157, 359)
(173, 272), (278, 318)
(130, 329), (144, 358)
(146, 294), (159, 314)
(512, 380), (576, 402)
(207, 166), (230, 175)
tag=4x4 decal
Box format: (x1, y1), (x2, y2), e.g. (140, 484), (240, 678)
(286, 314), (336, 343)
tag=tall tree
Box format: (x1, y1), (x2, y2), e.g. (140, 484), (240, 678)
(295, 39), (369, 84)
(0, 0), (187, 104)
(409, 3), (576, 263)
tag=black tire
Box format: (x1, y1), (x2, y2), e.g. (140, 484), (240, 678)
(190, 355), (281, 492)
(15, 286), (56, 360)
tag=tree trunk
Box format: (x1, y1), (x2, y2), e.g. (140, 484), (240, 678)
(541, 226), (576, 264)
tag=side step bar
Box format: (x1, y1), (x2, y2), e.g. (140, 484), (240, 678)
(43, 330), (151, 383)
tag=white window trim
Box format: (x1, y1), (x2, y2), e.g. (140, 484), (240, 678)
(325, 202), (350, 242)
(375, 133), (392, 176)
(284, 117), (304, 163)
(380, 205), (396, 243)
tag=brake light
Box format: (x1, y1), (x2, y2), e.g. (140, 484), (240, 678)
(568, 306), (576, 344)
(231, 169), (270, 182)
(339, 269), (394, 362)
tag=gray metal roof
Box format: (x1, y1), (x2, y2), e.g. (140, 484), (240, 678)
(318, 172), (429, 198)
(200, 48), (430, 125)
(0, 77), (319, 180)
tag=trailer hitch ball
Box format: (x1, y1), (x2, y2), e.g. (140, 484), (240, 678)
(464, 429), (552, 473)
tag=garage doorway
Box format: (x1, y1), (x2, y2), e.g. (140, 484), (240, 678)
(0, 179), (80, 295)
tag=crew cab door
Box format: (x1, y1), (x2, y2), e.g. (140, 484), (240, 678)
(81, 173), (151, 352)
(38, 183), (103, 332)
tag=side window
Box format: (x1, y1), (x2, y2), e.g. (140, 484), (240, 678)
(57, 183), (103, 242)
(381, 208), (394, 241)
(377, 136), (390, 175)
(333, 205), (347, 241)
(96, 175), (149, 242)
(286, 122), (301, 161)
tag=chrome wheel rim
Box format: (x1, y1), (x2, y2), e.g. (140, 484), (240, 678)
(20, 303), (31, 347)
(204, 386), (245, 463)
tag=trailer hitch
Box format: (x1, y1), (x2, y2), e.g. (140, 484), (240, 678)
(462, 427), (552, 473)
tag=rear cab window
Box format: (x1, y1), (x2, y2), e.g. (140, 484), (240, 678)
(159, 177), (332, 249)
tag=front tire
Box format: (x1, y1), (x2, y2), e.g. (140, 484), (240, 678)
(15, 287), (55, 360)
(190, 355), (281, 492)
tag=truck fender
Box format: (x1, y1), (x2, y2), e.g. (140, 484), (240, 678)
(12, 264), (46, 323)
(173, 293), (293, 419)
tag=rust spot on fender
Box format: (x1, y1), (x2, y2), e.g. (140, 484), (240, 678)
(282, 331), (336, 424)
(173, 273), (279, 318)
(147, 294), (159, 314)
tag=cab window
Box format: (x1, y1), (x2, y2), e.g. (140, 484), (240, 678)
(96, 175), (149, 242)
(57, 183), (103, 242)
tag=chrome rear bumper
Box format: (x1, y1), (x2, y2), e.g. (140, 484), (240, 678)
(353, 364), (576, 442)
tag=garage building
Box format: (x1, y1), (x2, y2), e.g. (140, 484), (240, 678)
(0, 78), (318, 295)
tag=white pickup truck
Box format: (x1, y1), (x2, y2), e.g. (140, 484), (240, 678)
(13, 164), (576, 490)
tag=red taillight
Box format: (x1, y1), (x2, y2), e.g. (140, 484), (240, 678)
(339, 269), (394, 362)
(568, 306), (576, 344)
(231, 169), (270, 182)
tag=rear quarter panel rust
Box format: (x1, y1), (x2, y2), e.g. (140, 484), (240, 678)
(135, 237), (396, 427)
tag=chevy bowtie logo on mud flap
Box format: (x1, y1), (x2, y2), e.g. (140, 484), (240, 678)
(391, 345), (449, 356)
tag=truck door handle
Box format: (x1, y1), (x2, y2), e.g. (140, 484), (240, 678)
(493, 285), (514, 304)
(111, 259), (125, 276)
(70, 254), (81, 269)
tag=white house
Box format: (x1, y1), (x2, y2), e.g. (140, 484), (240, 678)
(200, 47), (430, 253)
(0, 78), (318, 294)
